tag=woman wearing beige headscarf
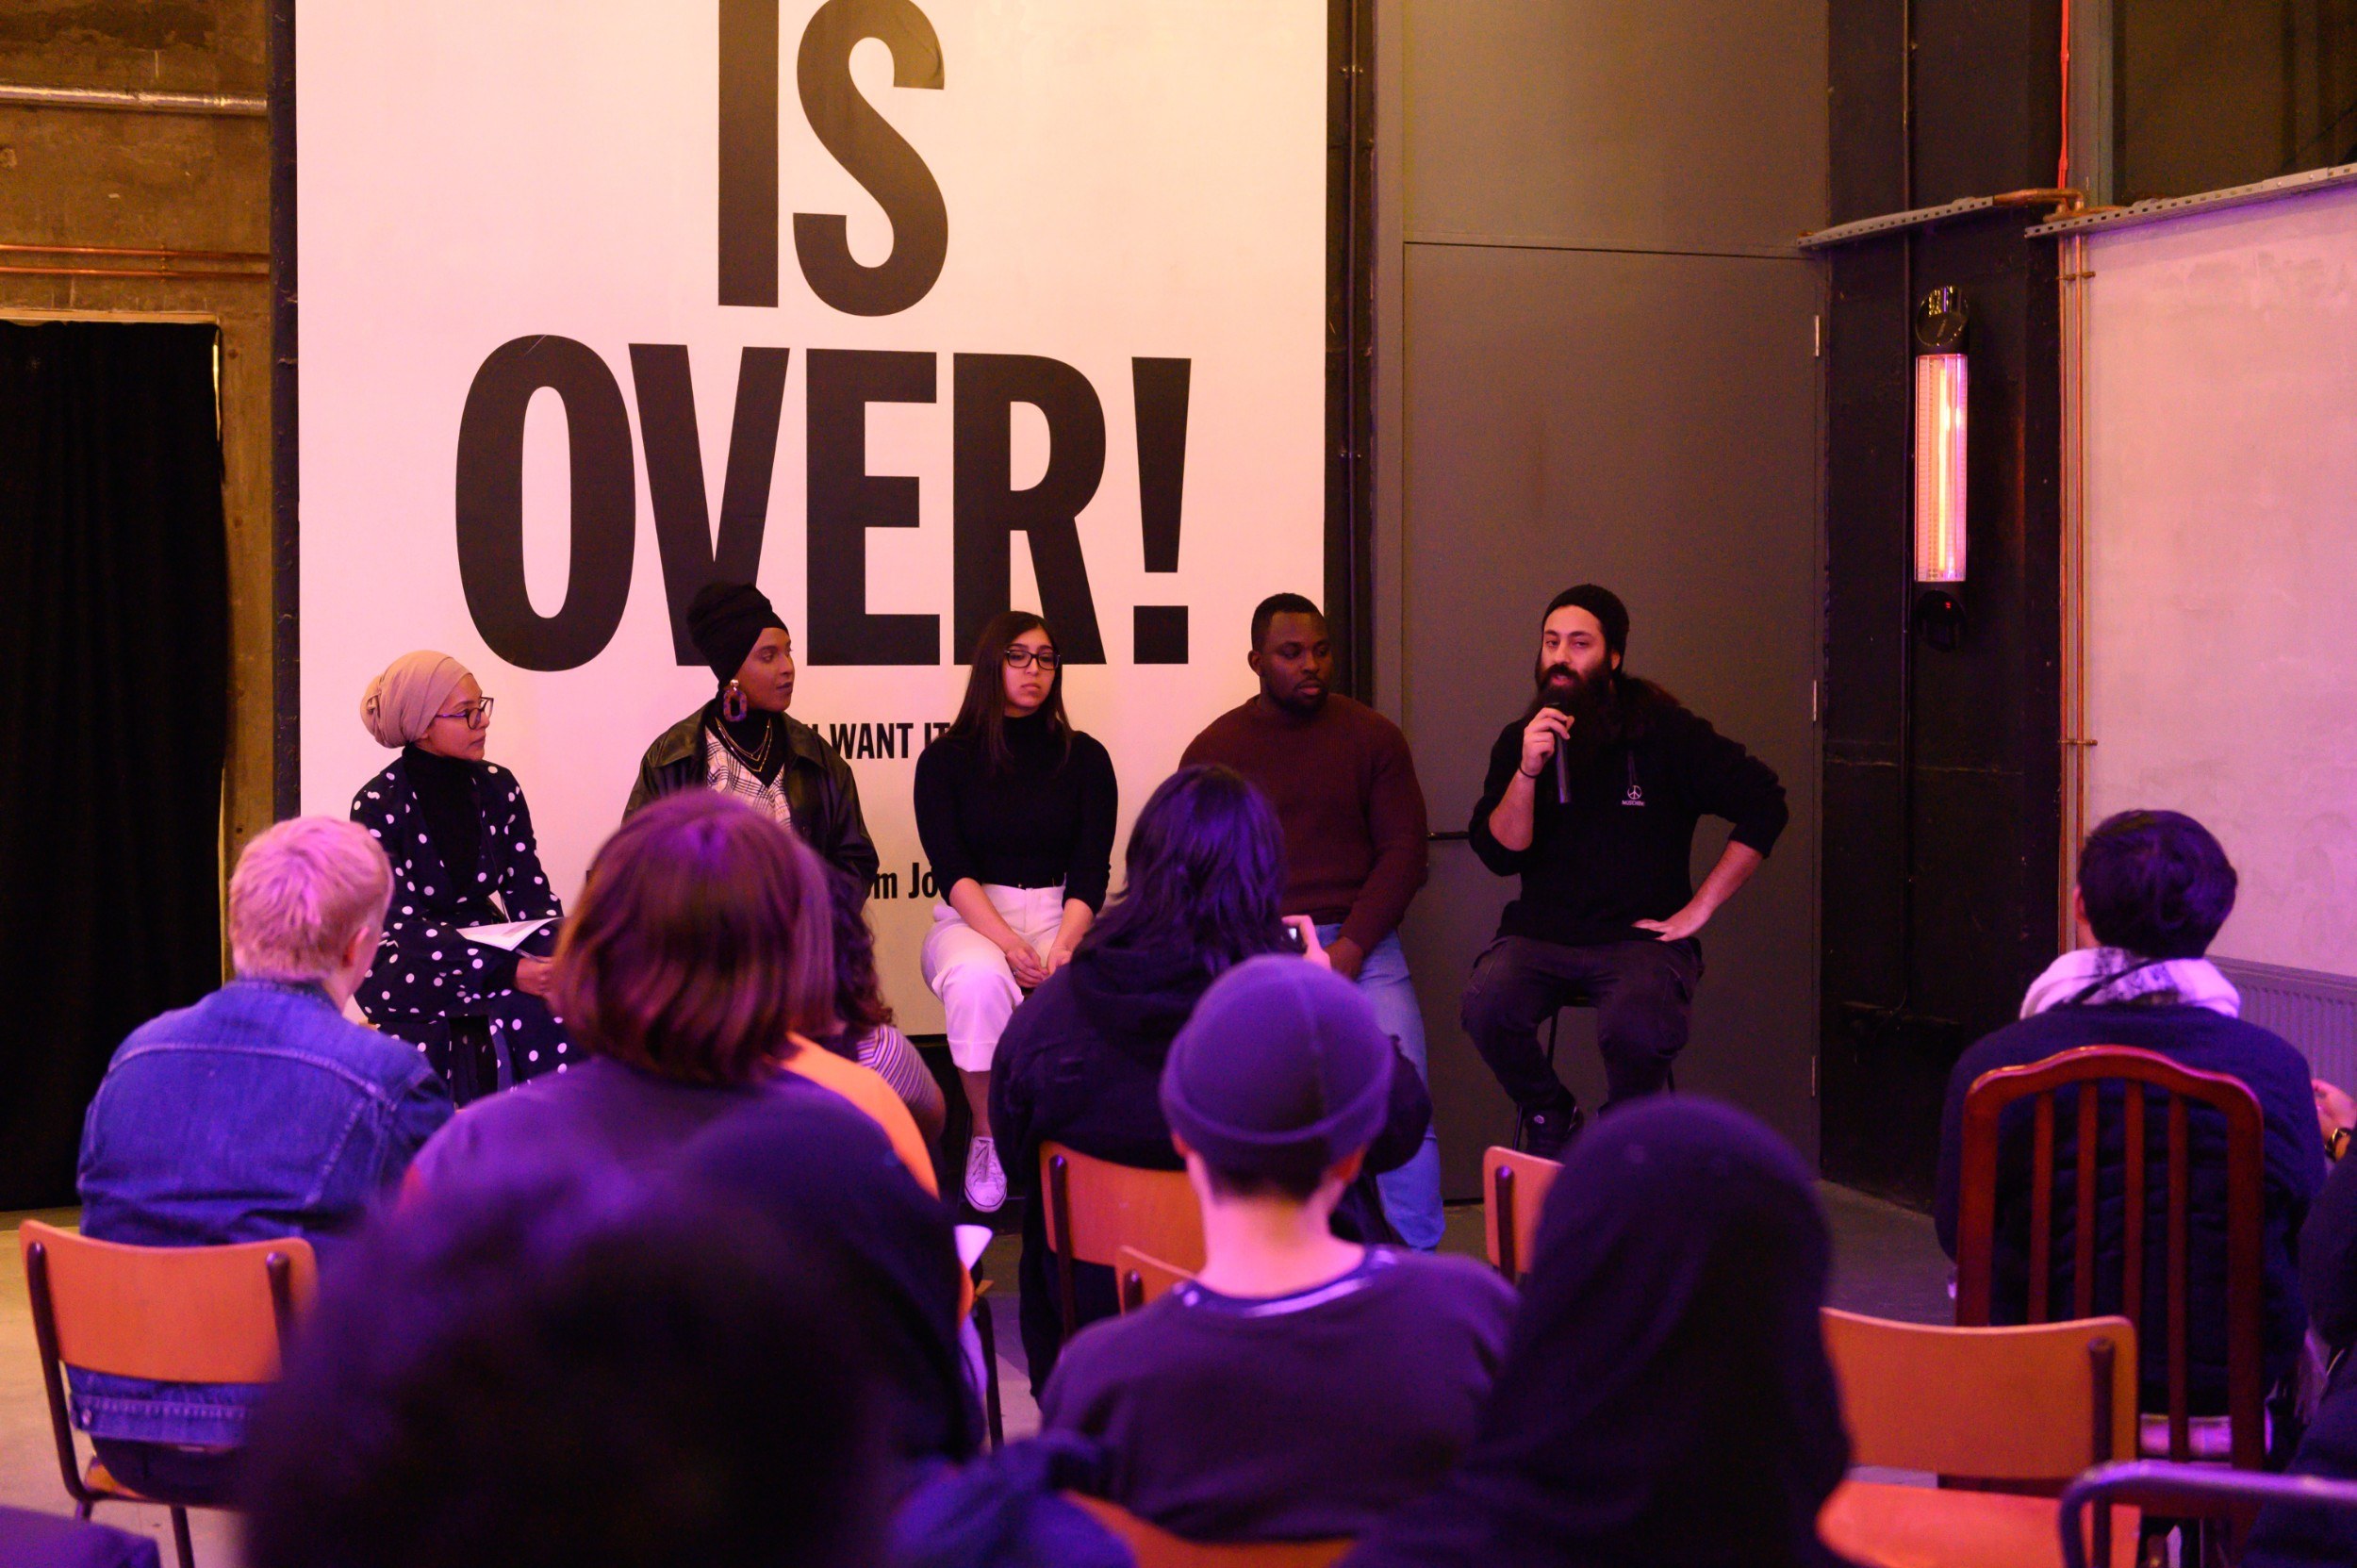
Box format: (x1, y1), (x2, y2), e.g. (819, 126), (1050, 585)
(349, 651), (573, 1101)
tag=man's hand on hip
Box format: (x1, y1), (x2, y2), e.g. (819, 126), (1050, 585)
(1633, 906), (1710, 943)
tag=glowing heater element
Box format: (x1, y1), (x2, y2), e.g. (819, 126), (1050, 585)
(1913, 353), (1969, 583)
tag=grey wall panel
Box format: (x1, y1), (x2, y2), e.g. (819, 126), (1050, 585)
(1401, 0), (1829, 254)
(1396, 242), (1823, 1190)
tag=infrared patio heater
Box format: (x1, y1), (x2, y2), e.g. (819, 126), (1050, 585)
(1912, 287), (1969, 651)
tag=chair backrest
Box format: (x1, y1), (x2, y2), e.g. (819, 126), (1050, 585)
(1825, 1307), (2137, 1478)
(20, 1220), (316, 1382)
(1953, 1044), (2266, 1468)
(1040, 1142), (1204, 1336)
(1065, 1494), (1350, 1567)
(1116, 1246), (1195, 1312)
(1480, 1146), (1559, 1281)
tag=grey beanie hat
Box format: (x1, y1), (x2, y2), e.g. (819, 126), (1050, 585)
(1159, 955), (1395, 1184)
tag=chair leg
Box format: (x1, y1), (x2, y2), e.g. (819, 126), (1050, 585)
(171, 1506), (195, 1568)
(973, 1294), (1005, 1451)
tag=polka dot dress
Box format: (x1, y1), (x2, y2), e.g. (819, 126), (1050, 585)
(350, 756), (575, 1095)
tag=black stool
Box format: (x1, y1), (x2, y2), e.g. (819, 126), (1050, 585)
(1510, 1009), (1673, 1153)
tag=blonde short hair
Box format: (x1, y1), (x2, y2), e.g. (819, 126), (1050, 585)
(228, 817), (394, 982)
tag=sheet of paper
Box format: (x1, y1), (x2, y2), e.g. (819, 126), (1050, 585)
(456, 917), (555, 952)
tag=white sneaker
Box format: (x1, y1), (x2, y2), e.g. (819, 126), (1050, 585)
(964, 1135), (1009, 1213)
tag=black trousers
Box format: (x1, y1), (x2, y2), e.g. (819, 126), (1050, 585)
(1460, 935), (1703, 1112)
(90, 1437), (240, 1507)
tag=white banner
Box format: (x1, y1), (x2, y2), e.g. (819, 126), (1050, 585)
(298, 0), (1327, 1030)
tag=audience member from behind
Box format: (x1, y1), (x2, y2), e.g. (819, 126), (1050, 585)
(242, 1174), (885, 1568)
(351, 650), (573, 1094)
(991, 766), (1433, 1385)
(73, 817), (452, 1502)
(405, 792), (934, 1197)
(684, 1102), (977, 1466)
(817, 864), (947, 1145)
(1043, 958), (1515, 1543)
(2246, 1087), (2357, 1566)
(1934, 809), (2326, 1413)
(1341, 1098), (1858, 1568)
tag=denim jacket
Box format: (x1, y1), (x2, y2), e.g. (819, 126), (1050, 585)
(72, 978), (453, 1445)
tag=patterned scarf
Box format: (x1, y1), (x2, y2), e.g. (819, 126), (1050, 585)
(2019, 945), (2241, 1020)
(701, 727), (794, 829)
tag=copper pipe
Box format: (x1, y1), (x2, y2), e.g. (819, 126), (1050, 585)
(1995, 188), (2089, 217)
(2057, 232), (2095, 947)
(0, 241), (268, 263)
(0, 264), (267, 281)
(0, 84), (266, 117)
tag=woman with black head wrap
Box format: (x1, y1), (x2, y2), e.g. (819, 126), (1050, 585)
(1339, 1097), (1861, 1568)
(623, 581), (880, 900)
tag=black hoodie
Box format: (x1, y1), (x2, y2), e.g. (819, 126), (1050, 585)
(991, 937), (1432, 1388)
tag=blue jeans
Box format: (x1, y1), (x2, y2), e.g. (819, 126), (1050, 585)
(1320, 926), (1443, 1250)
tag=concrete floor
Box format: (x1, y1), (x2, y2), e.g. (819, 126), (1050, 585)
(1, 1183), (1952, 1564)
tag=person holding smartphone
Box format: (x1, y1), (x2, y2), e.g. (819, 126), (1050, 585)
(915, 611), (1118, 1213)
(988, 765), (1433, 1389)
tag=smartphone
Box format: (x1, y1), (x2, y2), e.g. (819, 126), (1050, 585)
(1279, 920), (1308, 953)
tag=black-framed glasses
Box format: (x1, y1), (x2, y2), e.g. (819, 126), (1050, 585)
(1003, 647), (1060, 671)
(436, 697), (495, 730)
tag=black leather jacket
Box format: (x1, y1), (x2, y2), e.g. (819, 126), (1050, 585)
(624, 705), (881, 902)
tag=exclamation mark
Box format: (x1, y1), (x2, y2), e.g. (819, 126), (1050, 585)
(1131, 357), (1191, 664)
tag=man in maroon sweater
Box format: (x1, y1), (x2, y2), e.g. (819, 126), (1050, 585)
(1182, 593), (1441, 1246)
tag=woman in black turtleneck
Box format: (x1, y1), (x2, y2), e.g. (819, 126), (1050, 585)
(915, 611), (1116, 1213)
(351, 651), (572, 1097)
(623, 583), (879, 899)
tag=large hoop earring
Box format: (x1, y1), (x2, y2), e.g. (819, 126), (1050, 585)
(721, 680), (750, 722)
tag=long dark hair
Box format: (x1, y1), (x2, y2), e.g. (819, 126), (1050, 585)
(945, 610), (1071, 772)
(1084, 765), (1289, 974)
(822, 867), (893, 1054)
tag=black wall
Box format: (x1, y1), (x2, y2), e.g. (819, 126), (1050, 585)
(1820, 0), (2065, 1204)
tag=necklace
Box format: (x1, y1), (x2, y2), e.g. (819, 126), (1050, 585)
(716, 712), (775, 774)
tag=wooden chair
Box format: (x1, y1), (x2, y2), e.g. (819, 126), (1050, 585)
(20, 1220), (317, 1568)
(1480, 1146), (1559, 1281)
(2059, 1460), (2357, 1568)
(1821, 1480), (2126, 1568)
(1039, 1142), (1204, 1339)
(1116, 1246), (1195, 1312)
(970, 1280), (1005, 1449)
(1955, 1045), (2268, 1469)
(1065, 1494), (1349, 1567)
(1823, 1308), (2138, 1567)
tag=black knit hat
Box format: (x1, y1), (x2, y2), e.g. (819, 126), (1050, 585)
(686, 582), (787, 685)
(1160, 956), (1394, 1186)
(1545, 584), (1629, 659)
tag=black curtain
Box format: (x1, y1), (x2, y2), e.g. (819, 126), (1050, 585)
(0, 322), (231, 1210)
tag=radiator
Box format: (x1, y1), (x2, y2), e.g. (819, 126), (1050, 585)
(2214, 957), (2357, 1089)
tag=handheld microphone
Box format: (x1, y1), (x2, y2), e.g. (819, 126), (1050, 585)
(1544, 692), (1575, 806)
